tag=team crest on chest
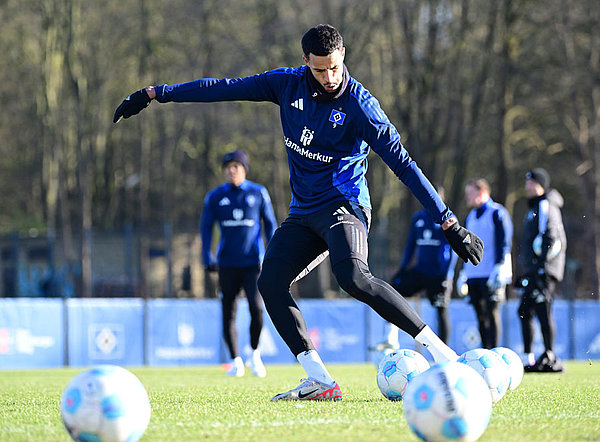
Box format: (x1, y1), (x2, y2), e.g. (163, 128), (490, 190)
(329, 109), (346, 128)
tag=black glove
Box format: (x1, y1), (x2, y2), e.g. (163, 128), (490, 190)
(205, 263), (219, 273)
(113, 88), (152, 123)
(443, 223), (484, 265)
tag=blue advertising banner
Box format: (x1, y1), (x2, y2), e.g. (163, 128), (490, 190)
(1, 297), (599, 370)
(67, 298), (144, 367)
(299, 299), (366, 363)
(147, 299), (221, 366)
(234, 299), (295, 364)
(572, 300), (600, 360)
(0, 299), (64, 369)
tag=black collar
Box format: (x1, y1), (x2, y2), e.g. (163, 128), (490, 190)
(528, 194), (546, 207)
(304, 64), (350, 103)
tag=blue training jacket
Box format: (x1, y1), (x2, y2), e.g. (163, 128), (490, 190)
(201, 180), (277, 268)
(155, 65), (453, 222)
(400, 210), (456, 279)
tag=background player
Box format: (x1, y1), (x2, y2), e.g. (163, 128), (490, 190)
(201, 150), (277, 377)
(458, 178), (513, 349)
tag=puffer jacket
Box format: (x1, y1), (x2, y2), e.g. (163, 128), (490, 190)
(519, 189), (567, 281)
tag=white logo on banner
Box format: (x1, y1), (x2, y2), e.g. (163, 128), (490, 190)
(95, 328), (117, 354)
(89, 324), (124, 359)
(0, 328), (55, 355)
(462, 326), (481, 348)
(16, 329), (55, 355)
(155, 322), (216, 361)
(178, 323), (194, 346)
(323, 328), (359, 351)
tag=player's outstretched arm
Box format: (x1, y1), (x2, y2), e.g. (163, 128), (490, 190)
(113, 86), (156, 123)
(442, 217), (484, 265)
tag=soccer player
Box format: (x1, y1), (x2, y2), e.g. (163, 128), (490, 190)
(201, 150), (277, 377)
(458, 178), (513, 349)
(516, 168), (566, 372)
(114, 24), (483, 401)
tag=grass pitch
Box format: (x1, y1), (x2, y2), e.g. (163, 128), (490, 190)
(0, 361), (598, 441)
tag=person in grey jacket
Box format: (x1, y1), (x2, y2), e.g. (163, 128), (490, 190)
(516, 168), (567, 372)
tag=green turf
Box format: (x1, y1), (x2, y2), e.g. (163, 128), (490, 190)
(0, 361), (598, 441)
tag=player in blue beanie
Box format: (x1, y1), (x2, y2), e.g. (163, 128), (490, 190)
(201, 150), (277, 377)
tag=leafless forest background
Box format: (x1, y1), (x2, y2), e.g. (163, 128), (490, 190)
(1, 0), (599, 298)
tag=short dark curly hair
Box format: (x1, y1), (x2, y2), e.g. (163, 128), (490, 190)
(301, 24), (343, 57)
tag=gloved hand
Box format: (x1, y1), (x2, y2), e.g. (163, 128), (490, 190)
(456, 271), (468, 297)
(205, 263), (219, 273)
(443, 223), (484, 265)
(487, 264), (503, 291)
(113, 88), (152, 123)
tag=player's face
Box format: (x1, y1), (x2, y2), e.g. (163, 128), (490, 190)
(464, 184), (483, 208)
(304, 48), (346, 93)
(525, 178), (544, 198)
(223, 161), (246, 187)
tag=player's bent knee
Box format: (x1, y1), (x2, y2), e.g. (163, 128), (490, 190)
(332, 258), (372, 300)
(257, 262), (291, 301)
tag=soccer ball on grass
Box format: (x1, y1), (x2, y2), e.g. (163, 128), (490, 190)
(376, 349), (430, 400)
(403, 361), (492, 441)
(60, 365), (151, 442)
(491, 346), (524, 391)
(457, 348), (510, 403)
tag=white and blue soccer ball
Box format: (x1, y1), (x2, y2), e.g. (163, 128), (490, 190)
(60, 365), (151, 442)
(403, 361), (492, 441)
(458, 348), (510, 403)
(376, 349), (430, 400)
(491, 346), (524, 391)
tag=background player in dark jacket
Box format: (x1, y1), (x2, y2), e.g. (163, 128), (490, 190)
(516, 168), (566, 372)
(201, 150), (277, 377)
(458, 178), (513, 349)
(389, 186), (456, 345)
(114, 24), (483, 401)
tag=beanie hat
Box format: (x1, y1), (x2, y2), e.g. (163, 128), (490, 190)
(222, 150), (249, 171)
(526, 168), (550, 190)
